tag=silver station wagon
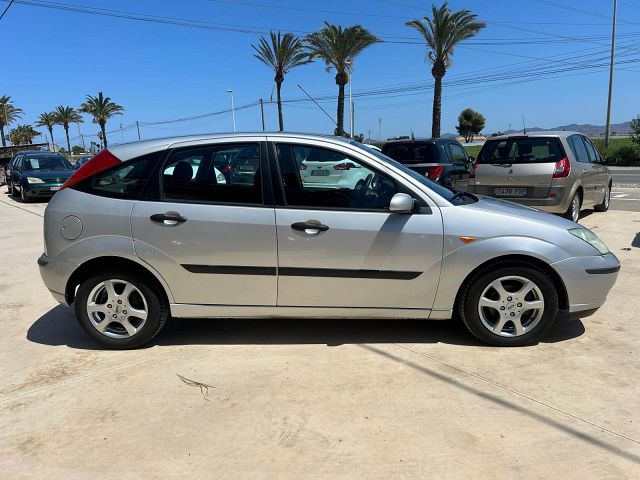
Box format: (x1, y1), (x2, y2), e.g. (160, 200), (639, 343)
(38, 133), (620, 348)
(469, 131), (615, 222)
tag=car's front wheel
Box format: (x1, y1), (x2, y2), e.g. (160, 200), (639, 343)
(75, 273), (169, 349)
(459, 262), (559, 346)
(20, 186), (30, 203)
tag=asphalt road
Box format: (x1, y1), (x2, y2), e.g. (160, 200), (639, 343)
(611, 167), (640, 187)
(610, 187), (640, 212)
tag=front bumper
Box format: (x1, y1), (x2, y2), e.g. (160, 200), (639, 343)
(552, 252), (620, 313)
(23, 183), (63, 197)
(38, 253), (77, 306)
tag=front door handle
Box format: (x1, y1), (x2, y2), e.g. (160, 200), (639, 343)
(150, 212), (187, 226)
(291, 220), (329, 235)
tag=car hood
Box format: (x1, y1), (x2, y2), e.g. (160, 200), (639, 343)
(465, 194), (576, 229)
(22, 169), (74, 179)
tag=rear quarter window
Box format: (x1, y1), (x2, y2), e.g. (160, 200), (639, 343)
(478, 138), (564, 164)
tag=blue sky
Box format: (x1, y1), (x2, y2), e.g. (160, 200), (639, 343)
(2, 0), (639, 146)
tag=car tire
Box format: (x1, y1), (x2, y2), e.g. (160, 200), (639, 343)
(20, 186), (30, 203)
(563, 191), (581, 222)
(74, 272), (169, 349)
(594, 184), (611, 212)
(10, 182), (17, 197)
(459, 261), (559, 347)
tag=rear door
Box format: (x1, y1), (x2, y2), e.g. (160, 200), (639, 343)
(270, 138), (444, 311)
(567, 135), (597, 205)
(474, 137), (563, 199)
(130, 138), (278, 306)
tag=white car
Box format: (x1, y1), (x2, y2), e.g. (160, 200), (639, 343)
(297, 146), (369, 189)
(163, 157), (225, 184)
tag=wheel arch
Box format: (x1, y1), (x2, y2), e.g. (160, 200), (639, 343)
(453, 254), (569, 314)
(65, 256), (173, 306)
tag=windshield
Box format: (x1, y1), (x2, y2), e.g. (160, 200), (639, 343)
(23, 155), (72, 171)
(478, 137), (564, 164)
(351, 141), (461, 202)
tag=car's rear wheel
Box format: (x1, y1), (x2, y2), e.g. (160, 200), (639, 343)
(594, 184), (611, 212)
(459, 263), (558, 346)
(75, 272), (168, 349)
(563, 191), (581, 223)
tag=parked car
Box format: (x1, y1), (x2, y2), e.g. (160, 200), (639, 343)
(9, 152), (74, 202)
(38, 133), (619, 349)
(297, 145), (370, 190)
(468, 132), (615, 222)
(382, 138), (471, 191)
(5, 150), (43, 191)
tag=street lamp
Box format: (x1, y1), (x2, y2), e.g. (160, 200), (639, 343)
(226, 89), (236, 132)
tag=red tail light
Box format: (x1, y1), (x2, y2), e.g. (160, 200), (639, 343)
(552, 157), (570, 178)
(426, 165), (444, 182)
(61, 150), (121, 190)
(298, 163), (307, 170)
(469, 159), (478, 179)
(333, 162), (356, 171)
(221, 164), (234, 174)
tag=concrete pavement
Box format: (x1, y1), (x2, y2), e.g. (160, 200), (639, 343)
(0, 196), (639, 479)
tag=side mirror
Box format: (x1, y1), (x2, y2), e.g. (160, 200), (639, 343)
(605, 156), (618, 165)
(389, 193), (415, 214)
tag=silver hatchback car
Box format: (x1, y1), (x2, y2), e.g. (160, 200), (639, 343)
(38, 133), (619, 348)
(469, 132), (615, 222)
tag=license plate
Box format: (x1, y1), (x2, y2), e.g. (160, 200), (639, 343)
(311, 169), (329, 176)
(238, 165), (255, 172)
(50, 186), (61, 191)
(495, 187), (527, 197)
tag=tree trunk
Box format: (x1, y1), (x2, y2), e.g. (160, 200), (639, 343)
(431, 75), (442, 139)
(65, 125), (71, 153)
(336, 78), (346, 137)
(101, 122), (108, 149)
(48, 127), (54, 151)
(0, 126), (5, 147)
(276, 82), (284, 132)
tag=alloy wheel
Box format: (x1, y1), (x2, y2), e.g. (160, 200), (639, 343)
(86, 279), (148, 339)
(477, 275), (545, 337)
(570, 195), (580, 222)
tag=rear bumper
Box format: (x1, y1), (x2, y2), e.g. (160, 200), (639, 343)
(38, 253), (77, 306)
(552, 252), (620, 313)
(469, 185), (568, 213)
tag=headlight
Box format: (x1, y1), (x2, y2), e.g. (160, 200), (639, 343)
(568, 228), (609, 255)
(27, 177), (44, 184)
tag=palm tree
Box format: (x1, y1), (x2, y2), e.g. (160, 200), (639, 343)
(305, 22), (379, 137)
(78, 92), (124, 149)
(8, 124), (40, 146)
(0, 96), (23, 146)
(35, 112), (58, 151)
(53, 106), (83, 153)
(406, 2), (485, 138)
(252, 31), (312, 131)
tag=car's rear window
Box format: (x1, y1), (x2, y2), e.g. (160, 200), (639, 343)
(382, 143), (438, 164)
(478, 137), (564, 164)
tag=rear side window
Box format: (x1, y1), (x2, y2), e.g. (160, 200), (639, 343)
(478, 138), (564, 164)
(582, 137), (601, 163)
(382, 143), (438, 164)
(162, 143), (262, 205)
(568, 135), (589, 163)
(449, 143), (468, 163)
(75, 151), (161, 199)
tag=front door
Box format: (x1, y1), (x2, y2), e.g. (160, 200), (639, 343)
(270, 139), (444, 311)
(131, 139), (278, 306)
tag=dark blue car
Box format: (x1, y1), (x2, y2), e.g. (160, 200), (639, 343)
(8, 152), (74, 202)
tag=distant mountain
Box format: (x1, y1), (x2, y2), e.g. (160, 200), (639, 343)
(498, 121), (631, 135)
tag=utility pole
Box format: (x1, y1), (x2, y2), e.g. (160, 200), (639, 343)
(77, 122), (85, 150)
(351, 100), (355, 139)
(605, 0), (617, 147)
(522, 115), (527, 134)
(120, 124), (124, 144)
(136, 121), (141, 141)
(226, 89), (236, 132)
(367, 129), (372, 144)
(378, 118), (382, 142)
(259, 98), (265, 131)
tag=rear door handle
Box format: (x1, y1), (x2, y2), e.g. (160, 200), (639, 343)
(291, 221), (329, 235)
(150, 212), (187, 226)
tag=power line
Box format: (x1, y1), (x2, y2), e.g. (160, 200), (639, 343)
(0, 0), (14, 20)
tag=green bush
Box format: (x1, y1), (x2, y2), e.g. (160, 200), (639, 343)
(592, 138), (640, 166)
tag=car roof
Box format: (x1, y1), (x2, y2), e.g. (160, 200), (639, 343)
(488, 131), (580, 141)
(383, 138), (451, 145)
(109, 132), (355, 161)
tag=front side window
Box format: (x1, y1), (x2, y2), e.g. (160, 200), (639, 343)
(275, 144), (397, 210)
(162, 143), (262, 205)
